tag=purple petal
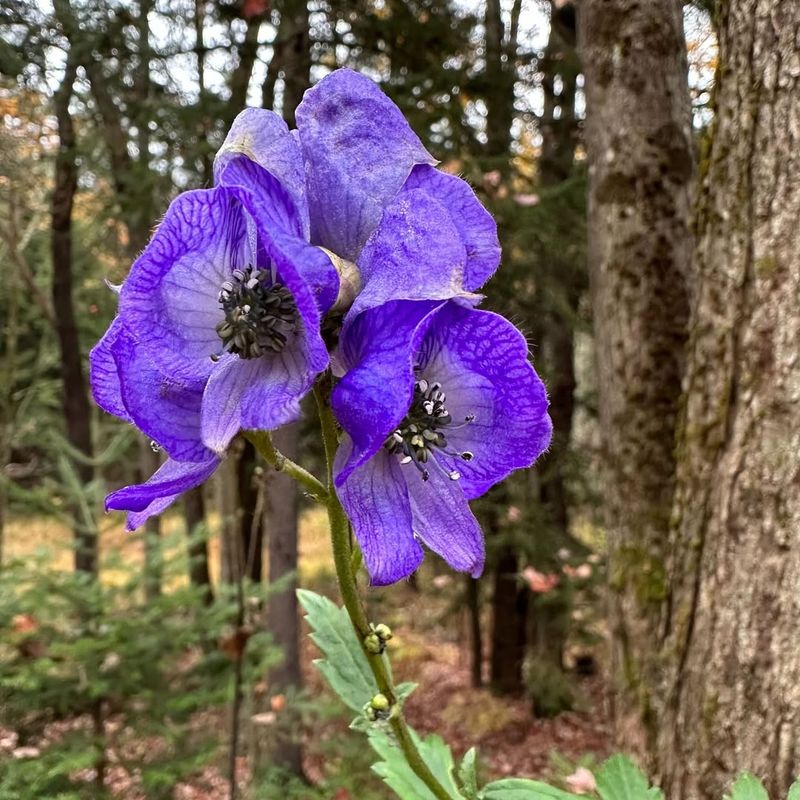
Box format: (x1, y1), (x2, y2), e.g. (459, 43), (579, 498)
(403, 165), (500, 291)
(334, 439), (423, 586)
(405, 462), (485, 578)
(106, 456), (219, 530)
(346, 189), (472, 324)
(295, 69), (435, 261)
(418, 304), (552, 498)
(119, 188), (248, 381)
(332, 300), (443, 481)
(214, 108), (310, 237)
(89, 318), (131, 422)
(200, 338), (317, 453)
(110, 326), (211, 462)
(221, 158), (339, 315)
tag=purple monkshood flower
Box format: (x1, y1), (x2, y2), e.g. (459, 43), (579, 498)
(91, 68), (501, 529)
(331, 300), (553, 586)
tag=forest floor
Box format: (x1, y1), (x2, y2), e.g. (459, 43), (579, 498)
(3, 510), (612, 798)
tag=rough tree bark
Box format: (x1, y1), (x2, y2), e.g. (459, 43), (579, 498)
(658, 3), (800, 797)
(578, 0), (693, 755)
(51, 52), (97, 574)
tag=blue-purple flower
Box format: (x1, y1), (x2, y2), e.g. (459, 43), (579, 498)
(91, 68), (502, 529)
(90, 318), (219, 529)
(332, 300), (552, 585)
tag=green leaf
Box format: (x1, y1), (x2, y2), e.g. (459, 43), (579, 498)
(788, 781), (800, 800)
(596, 755), (663, 800)
(725, 773), (769, 800)
(459, 748), (479, 799)
(481, 778), (582, 799)
(369, 728), (463, 799)
(396, 681), (418, 704)
(297, 589), (376, 712)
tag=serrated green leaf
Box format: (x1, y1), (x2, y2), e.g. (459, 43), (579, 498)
(369, 727), (463, 799)
(459, 747), (479, 799)
(297, 589), (376, 712)
(480, 778), (581, 799)
(596, 755), (663, 800)
(396, 681), (418, 703)
(724, 773), (769, 800)
(788, 780), (800, 800)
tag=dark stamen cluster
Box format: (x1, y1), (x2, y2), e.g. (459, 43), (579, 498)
(385, 377), (474, 481)
(215, 266), (298, 359)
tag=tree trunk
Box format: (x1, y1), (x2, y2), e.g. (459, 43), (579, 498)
(659, 3), (800, 796)
(526, 1), (582, 683)
(579, 0), (693, 757)
(184, 486), (213, 603)
(51, 54), (96, 575)
(483, 0), (529, 697)
(238, 439), (263, 582)
(465, 575), (483, 688)
(140, 440), (162, 600)
(489, 543), (528, 695)
(483, 0), (515, 161)
(262, 422), (304, 776)
(219, 449), (244, 585)
(278, 0), (311, 125)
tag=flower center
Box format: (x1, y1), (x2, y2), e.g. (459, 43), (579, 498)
(214, 266), (299, 359)
(385, 377), (474, 481)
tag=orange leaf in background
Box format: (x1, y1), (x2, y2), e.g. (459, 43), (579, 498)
(11, 614), (38, 635)
(270, 694), (286, 713)
(522, 567), (560, 594)
(566, 766), (597, 795)
(219, 626), (253, 662)
(564, 564), (593, 580)
(241, 0), (269, 19)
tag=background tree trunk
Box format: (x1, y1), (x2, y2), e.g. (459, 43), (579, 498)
(659, 3), (800, 797)
(262, 423), (304, 777)
(489, 543), (528, 694)
(51, 53), (96, 574)
(184, 486), (213, 603)
(483, 0), (528, 696)
(527, 0), (582, 685)
(140, 441), (162, 600)
(238, 440), (263, 582)
(578, 0), (693, 756)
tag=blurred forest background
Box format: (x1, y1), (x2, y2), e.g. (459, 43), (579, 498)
(1, 0), (799, 798)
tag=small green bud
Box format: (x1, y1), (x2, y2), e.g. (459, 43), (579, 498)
(364, 633), (383, 654)
(373, 623), (393, 641)
(363, 692), (392, 722)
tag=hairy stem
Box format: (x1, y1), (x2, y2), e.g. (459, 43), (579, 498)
(244, 429), (327, 502)
(314, 381), (455, 800)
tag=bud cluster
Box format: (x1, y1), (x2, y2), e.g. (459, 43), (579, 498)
(364, 622), (393, 655)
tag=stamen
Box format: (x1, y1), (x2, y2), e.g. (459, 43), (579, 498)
(384, 374), (476, 480)
(215, 266), (299, 359)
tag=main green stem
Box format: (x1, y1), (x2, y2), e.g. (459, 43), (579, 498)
(314, 383), (454, 800)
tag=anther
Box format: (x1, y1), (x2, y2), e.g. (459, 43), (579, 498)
(215, 266), (298, 359)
